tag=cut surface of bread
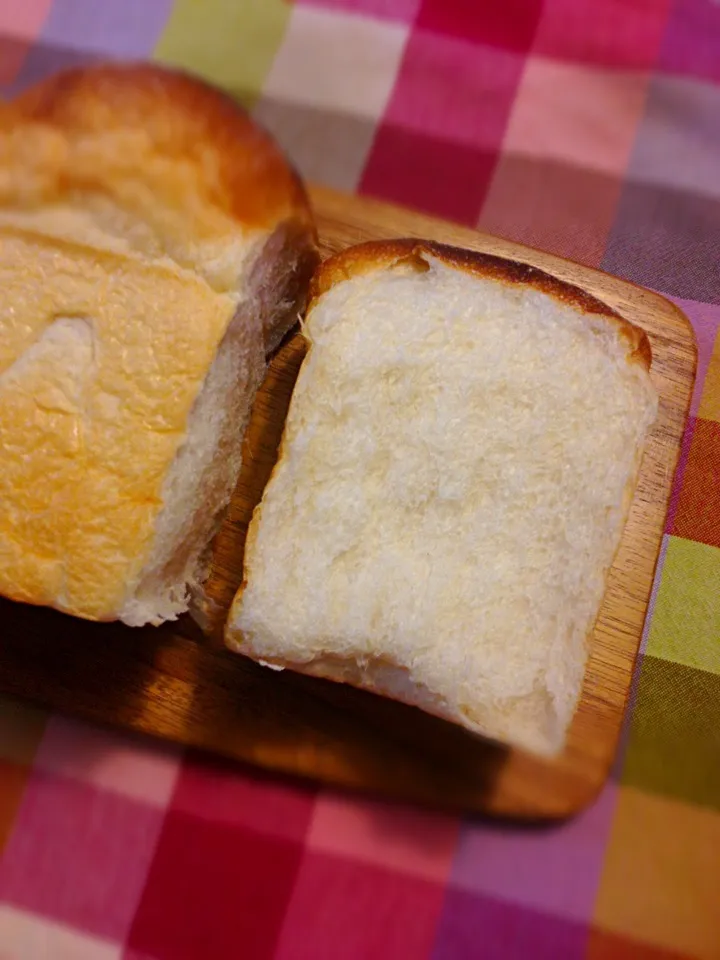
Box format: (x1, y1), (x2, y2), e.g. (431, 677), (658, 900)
(226, 240), (658, 756)
(0, 63), (317, 625)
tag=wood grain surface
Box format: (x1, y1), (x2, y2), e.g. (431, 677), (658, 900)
(0, 186), (696, 819)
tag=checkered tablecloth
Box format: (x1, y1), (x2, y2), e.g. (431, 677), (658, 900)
(1, 1), (719, 958)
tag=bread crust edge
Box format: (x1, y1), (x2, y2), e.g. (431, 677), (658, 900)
(309, 239), (652, 370)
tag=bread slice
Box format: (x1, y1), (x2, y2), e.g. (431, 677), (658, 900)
(226, 240), (658, 756)
(0, 63), (317, 626)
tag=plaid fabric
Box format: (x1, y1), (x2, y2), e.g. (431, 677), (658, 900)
(1, 1), (720, 957)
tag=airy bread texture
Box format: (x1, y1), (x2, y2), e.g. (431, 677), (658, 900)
(227, 240), (658, 756)
(0, 63), (317, 625)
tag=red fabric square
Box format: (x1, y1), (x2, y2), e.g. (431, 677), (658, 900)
(670, 417), (720, 549)
(361, 124), (496, 224)
(417, 0), (543, 52)
(587, 927), (690, 959)
(534, 0), (672, 68)
(172, 752), (316, 841)
(384, 29), (524, 148)
(0, 771), (163, 941)
(665, 416), (697, 533)
(0, 759), (32, 852)
(275, 851), (445, 959)
(0, 35), (32, 85)
(127, 810), (304, 960)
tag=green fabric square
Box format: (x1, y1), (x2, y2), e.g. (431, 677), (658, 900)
(622, 655), (720, 812)
(154, 0), (291, 108)
(646, 535), (720, 676)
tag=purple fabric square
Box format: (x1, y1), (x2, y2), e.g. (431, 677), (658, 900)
(450, 784), (617, 923)
(41, 0), (174, 57)
(667, 298), (720, 418)
(1, 0), (173, 97)
(602, 180), (720, 303)
(433, 889), (588, 960)
(660, 0), (720, 84)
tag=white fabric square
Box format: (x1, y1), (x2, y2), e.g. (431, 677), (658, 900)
(263, 6), (408, 120)
(0, 907), (121, 960)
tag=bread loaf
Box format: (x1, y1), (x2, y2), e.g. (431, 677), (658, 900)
(0, 63), (317, 625)
(226, 240), (658, 756)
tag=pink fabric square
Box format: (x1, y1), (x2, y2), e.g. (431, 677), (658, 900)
(35, 717), (181, 807)
(308, 793), (459, 882)
(170, 752), (316, 841)
(384, 30), (525, 148)
(534, 0), (672, 68)
(503, 56), (650, 176)
(665, 298), (720, 419)
(0, 0), (53, 38)
(478, 154), (621, 267)
(0, 771), (164, 941)
(275, 852), (445, 960)
(450, 783), (618, 923)
(0, 0), (53, 83)
(297, 0), (421, 21)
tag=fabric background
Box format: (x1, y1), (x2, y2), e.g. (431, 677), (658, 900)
(0, 1), (719, 957)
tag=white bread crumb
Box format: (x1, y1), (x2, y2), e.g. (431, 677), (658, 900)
(227, 244), (658, 756)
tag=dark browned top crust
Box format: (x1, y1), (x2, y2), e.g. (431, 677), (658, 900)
(0, 61), (315, 234)
(310, 239), (652, 370)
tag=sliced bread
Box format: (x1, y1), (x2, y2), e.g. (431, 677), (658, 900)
(226, 240), (658, 756)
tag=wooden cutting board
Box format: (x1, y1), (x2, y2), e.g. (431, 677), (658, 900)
(0, 186), (696, 819)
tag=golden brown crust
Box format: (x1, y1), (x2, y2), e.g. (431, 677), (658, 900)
(309, 240), (652, 371)
(1, 62), (314, 234)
